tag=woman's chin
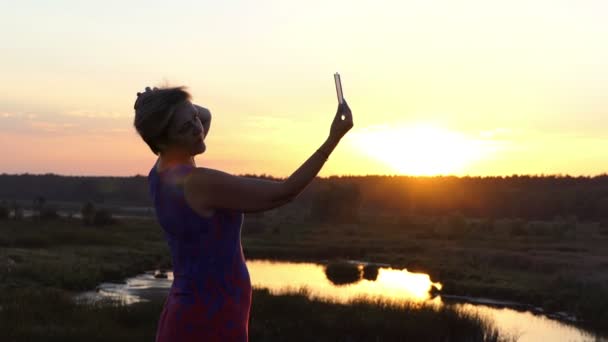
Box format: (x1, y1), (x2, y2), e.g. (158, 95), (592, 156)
(194, 143), (206, 155)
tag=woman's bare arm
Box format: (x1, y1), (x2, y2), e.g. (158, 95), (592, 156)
(184, 102), (353, 213)
(280, 136), (339, 199)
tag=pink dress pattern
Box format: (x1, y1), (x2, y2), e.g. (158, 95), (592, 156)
(149, 163), (251, 341)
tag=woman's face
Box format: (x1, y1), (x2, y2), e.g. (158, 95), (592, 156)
(167, 100), (206, 155)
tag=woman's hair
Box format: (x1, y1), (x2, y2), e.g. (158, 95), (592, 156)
(133, 86), (191, 155)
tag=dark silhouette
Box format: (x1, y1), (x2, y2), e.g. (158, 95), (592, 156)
(33, 196), (46, 219)
(311, 182), (361, 223)
(0, 202), (8, 219)
(92, 209), (116, 226)
(325, 262), (362, 285)
(132, 85), (354, 341)
(362, 264), (379, 281)
(4, 174), (608, 221)
(81, 202), (95, 225)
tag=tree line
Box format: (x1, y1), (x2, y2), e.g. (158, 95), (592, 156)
(2, 173), (608, 221)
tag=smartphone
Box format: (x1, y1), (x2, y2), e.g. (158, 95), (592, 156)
(334, 72), (344, 104)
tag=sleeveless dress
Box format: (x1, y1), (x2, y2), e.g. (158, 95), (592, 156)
(148, 162), (252, 342)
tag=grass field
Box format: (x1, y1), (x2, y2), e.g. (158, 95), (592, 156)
(0, 217), (513, 341)
(242, 211), (608, 333)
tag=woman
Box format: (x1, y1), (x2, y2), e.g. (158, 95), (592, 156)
(133, 85), (353, 341)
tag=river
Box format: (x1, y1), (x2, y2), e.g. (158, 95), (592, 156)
(74, 259), (606, 342)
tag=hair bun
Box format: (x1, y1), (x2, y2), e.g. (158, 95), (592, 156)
(134, 86), (162, 109)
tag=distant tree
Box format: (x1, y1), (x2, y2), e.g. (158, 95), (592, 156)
(311, 182), (361, 223)
(362, 264), (379, 281)
(0, 203), (8, 219)
(325, 262), (362, 285)
(93, 209), (117, 226)
(33, 196), (46, 219)
(7, 173), (608, 222)
(12, 201), (23, 220)
(81, 202), (96, 225)
(40, 206), (59, 220)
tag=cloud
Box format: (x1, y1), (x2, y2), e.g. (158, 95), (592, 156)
(0, 111), (38, 119)
(28, 121), (78, 133)
(243, 115), (295, 129)
(0, 109), (130, 136)
(64, 109), (126, 119)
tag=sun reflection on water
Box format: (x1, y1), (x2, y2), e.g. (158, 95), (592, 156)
(247, 260), (442, 304)
(74, 260), (603, 341)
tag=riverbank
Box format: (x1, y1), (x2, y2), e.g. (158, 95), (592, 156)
(0, 218), (510, 341)
(0, 286), (508, 341)
(241, 214), (608, 334)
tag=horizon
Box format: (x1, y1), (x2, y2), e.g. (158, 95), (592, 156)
(2, 1), (608, 177)
(3, 170), (608, 180)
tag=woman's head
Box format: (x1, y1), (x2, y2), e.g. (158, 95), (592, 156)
(133, 86), (206, 156)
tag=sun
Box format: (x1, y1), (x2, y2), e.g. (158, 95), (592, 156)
(351, 123), (486, 176)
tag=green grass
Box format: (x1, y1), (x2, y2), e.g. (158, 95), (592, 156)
(0, 287), (513, 342)
(0, 218), (172, 290)
(0, 287), (162, 342)
(0, 217), (515, 341)
(250, 287), (512, 342)
(242, 214), (608, 334)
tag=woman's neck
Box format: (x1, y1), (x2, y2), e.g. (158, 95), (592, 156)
(158, 149), (195, 168)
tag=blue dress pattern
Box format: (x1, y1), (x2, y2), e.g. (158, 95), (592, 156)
(149, 163), (252, 341)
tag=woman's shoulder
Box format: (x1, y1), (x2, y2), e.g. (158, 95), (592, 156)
(149, 163), (218, 218)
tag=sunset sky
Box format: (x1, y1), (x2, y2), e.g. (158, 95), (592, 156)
(1, 0), (607, 177)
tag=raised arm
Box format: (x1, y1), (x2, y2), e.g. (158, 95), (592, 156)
(183, 102), (353, 213)
(281, 101), (353, 199)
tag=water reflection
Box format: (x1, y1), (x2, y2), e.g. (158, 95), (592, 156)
(324, 262), (385, 284)
(452, 303), (602, 342)
(254, 260), (442, 303)
(75, 271), (173, 305)
(74, 259), (605, 342)
(74, 260), (442, 306)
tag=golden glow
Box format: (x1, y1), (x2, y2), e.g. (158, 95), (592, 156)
(245, 260), (442, 304)
(3, 1), (608, 177)
(82, 261), (593, 341)
(452, 303), (591, 342)
(373, 268), (443, 300)
(351, 123), (488, 176)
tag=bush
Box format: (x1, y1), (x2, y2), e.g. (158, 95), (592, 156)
(93, 209), (117, 226)
(40, 207), (60, 220)
(363, 264), (379, 280)
(310, 182), (361, 224)
(13, 204), (24, 220)
(81, 202), (96, 225)
(325, 262), (362, 285)
(0, 205), (9, 219)
(445, 213), (470, 239)
(508, 219), (527, 236)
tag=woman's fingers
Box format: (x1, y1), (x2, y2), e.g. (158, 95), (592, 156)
(338, 101), (353, 122)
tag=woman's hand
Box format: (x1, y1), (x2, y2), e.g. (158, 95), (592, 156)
(195, 105), (212, 138)
(329, 100), (353, 142)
